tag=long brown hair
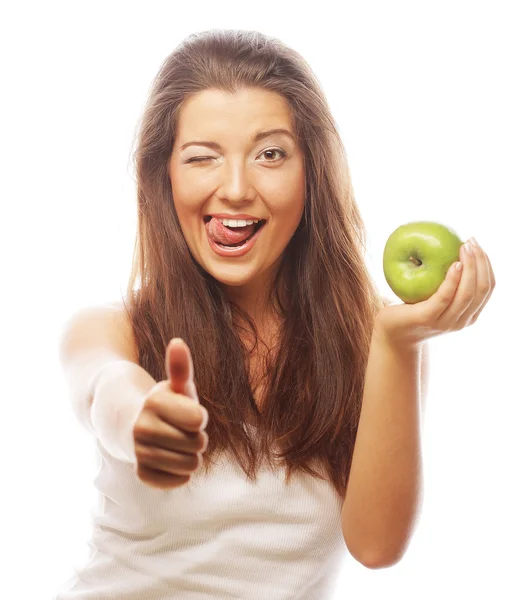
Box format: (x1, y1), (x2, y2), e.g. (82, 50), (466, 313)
(123, 29), (386, 499)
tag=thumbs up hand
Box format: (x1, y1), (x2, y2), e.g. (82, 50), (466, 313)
(132, 338), (209, 490)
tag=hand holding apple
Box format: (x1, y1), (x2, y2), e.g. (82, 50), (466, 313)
(376, 223), (496, 350)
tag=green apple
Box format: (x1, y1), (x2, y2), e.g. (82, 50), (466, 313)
(383, 221), (464, 304)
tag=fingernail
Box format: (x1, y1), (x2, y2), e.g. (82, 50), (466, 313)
(463, 242), (473, 255)
(469, 236), (479, 248)
(170, 338), (184, 347)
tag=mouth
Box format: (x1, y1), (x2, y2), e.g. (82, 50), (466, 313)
(203, 216), (268, 256)
(203, 216), (267, 244)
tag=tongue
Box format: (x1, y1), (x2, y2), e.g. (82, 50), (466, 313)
(205, 217), (257, 246)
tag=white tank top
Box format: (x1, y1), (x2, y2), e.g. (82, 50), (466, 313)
(55, 424), (347, 599)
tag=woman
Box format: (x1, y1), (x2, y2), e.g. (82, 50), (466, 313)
(56, 28), (495, 600)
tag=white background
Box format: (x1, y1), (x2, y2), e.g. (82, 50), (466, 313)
(1, 1), (508, 598)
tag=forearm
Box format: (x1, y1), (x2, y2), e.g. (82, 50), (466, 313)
(90, 360), (157, 464)
(341, 333), (424, 567)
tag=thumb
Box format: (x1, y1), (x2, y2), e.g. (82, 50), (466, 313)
(165, 338), (199, 402)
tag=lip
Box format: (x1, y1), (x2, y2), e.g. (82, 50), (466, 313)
(205, 220), (267, 258)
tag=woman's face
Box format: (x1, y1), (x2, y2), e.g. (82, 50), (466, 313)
(168, 87), (305, 302)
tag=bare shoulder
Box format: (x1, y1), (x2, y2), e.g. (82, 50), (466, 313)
(107, 298), (138, 360)
(59, 298), (139, 366)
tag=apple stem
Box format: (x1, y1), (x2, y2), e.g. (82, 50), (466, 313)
(409, 256), (422, 267)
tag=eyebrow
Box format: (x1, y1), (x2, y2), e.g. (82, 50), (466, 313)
(179, 128), (296, 152)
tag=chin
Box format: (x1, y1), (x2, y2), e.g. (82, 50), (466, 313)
(207, 266), (259, 287)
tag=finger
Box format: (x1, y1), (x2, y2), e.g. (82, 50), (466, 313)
(421, 259), (463, 322)
(165, 339), (208, 430)
(487, 248), (496, 289)
(469, 242), (495, 324)
(137, 463), (191, 489)
(440, 242), (477, 327)
(136, 383), (206, 436)
(135, 442), (202, 475)
(469, 241), (491, 307)
(165, 338), (197, 400)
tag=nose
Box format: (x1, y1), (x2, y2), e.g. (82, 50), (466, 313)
(216, 160), (254, 203)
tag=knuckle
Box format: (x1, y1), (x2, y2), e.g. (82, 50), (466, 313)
(136, 463), (151, 480)
(194, 407), (206, 428)
(134, 441), (154, 462)
(141, 443), (200, 474)
(148, 383), (174, 408)
(195, 430), (208, 452)
(167, 449), (197, 472)
(144, 391), (163, 412)
(133, 422), (154, 440)
(136, 460), (192, 489)
(200, 431), (209, 452)
(438, 295), (451, 308)
(189, 453), (201, 471)
(183, 408), (204, 431)
(133, 411), (160, 440)
(188, 433), (204, 453)
(171, 449), (198, 471)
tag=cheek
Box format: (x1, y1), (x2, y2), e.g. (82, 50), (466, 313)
(169, 194), (201, 250)
(267, 169), (305, 222)
(170, 160), (202, 202)
(274, 190), (305, 226)
(266, 201), (303, 250)
(171, 181), (202, 222)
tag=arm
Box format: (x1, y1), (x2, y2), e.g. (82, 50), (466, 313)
(90, 360), (157, 463)
(341, 333), (429, 569)
(341, 239), (494, 569)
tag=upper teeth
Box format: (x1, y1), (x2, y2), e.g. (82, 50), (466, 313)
(217, 218), (261, 227)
